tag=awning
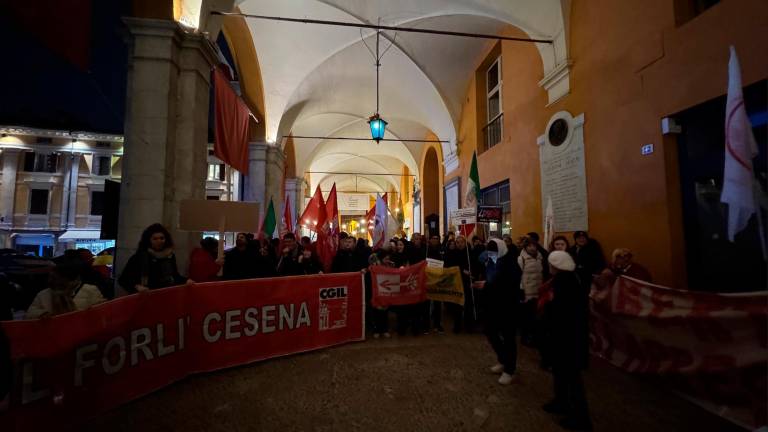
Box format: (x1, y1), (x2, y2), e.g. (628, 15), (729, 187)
(58, 230), (102, 240)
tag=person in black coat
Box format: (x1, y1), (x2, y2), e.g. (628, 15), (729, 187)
(569, 231), (606, 285)
(481, 238), (523, 385)
(118, 223), (188, 293)
(276, 233), (303, 276)
(443, 238), (474, 333)
(298, 248), (323, 275)
(332, 237), (365, 273)
(543, 251), (592, 430)
(223, 233), (258, 280)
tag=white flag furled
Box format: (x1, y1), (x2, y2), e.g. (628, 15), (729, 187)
(373, 194), (388, 250)
(544, 196), (555, 251)
(720, 46), (759, 242)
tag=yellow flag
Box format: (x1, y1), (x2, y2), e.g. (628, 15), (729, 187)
(425, 266), (465, 305)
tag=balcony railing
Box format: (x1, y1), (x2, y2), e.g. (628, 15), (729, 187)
(482, 113), (503, 151)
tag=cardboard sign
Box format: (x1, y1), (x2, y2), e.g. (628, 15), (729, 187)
(178, 200), (260, 233)
(426, 258), (444, 268)
(477, 206), (503, 223)
(450, 207), (477, 228)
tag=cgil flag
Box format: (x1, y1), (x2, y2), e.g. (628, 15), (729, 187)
(466, 151), (480, 209)
(720, 46), (761, 243)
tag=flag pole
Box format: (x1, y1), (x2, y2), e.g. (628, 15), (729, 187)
(463, 228), (478, 321)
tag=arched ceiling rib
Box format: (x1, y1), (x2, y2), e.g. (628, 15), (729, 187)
(236, 0), (567, 173)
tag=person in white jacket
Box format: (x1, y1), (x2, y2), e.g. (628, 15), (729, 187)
(25, 258), (106, 319)
(518, 237), (543, 347)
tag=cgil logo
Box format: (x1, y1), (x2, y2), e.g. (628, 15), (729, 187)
(319, 287), (347, 299)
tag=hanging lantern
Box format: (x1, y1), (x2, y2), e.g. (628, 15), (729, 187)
(368, 113), (388, 142)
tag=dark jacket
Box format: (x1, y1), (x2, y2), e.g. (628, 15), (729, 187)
(549, 270), (590, 371)
(276, 247), (303, 276)
(426, 245), (443, 261)
(299, 256), (322, 275)
(119, 249), (186, 292)
(481, 250), (522, 319)
(390, 251), (409, 268)
(223, 247), (257, 280)
(444, 247), (471, 289)
(569, 240), (606, 278)
(332, 249), (365, 273)
(408, 243), (427, 264)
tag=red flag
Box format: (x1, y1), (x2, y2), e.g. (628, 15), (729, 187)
(299, 186), (327, 232)
(370, 261), (428, 307)
(280, 199), (293, 238)
(318, 184), (340, 272)
(213, 67), (250, 174)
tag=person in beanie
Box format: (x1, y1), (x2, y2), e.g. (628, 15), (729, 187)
(480, 238), (522, 385)
(543, 251), (592, 430)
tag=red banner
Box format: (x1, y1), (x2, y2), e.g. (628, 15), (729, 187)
(0, 273), (365, 431)
(590, 276), (767, 426)
(370, 262), (427, 308)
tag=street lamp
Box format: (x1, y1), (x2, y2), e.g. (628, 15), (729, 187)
(368, 113), (387, 142)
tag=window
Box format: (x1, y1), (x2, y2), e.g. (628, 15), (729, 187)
(93, 156), (111, 176)
(90, 191), (105, 216)
(208, 163), (225, 181)
(23, 152), (59, 173)
(206, 195), (220, 200)
(484, 57), (503, 150)
(29, 189), (49, 215)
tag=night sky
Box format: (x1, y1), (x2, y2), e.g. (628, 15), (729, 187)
(0, 0), (130, 134)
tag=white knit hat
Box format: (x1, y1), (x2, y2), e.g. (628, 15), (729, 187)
(548, 251), (576, 271)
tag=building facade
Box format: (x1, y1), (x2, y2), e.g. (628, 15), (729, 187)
(0, 126), (124, 256)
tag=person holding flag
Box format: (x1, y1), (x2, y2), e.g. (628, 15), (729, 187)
(317, 184), (340, 273)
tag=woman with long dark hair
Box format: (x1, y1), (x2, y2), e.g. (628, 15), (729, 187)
(119, 223), (189, 293)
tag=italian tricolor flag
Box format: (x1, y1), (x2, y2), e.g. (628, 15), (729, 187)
(466, 151), (480, 208)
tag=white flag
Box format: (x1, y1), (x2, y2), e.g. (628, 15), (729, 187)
(720, 46), (759, 242)
(373, 195), (388, 249)
(544, 196), (555, 251)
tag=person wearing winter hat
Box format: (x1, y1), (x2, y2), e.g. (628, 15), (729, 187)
(542, 251), (592, 430)
(479, 238), (522, 385)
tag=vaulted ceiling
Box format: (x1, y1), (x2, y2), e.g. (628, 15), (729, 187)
(235, 0), (568, 190)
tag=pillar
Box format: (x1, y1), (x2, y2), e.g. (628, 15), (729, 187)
(0, 149), (20, 229)
(242, 141), (267, 207)
(265, 145), (285, 206)
(60, 153), (81, 229)
(116, 18), (217, 285)
(284, 177), (305, 227)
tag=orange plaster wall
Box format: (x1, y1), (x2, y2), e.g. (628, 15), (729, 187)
(449, 0), (768, 288)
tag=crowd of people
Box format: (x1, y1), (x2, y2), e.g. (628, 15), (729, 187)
(14, 221), (655, 431)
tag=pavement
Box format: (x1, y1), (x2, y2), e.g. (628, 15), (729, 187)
(83, 330), (745, 432)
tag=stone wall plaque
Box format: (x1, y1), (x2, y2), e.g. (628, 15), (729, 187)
(538, 112), (588, 232)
